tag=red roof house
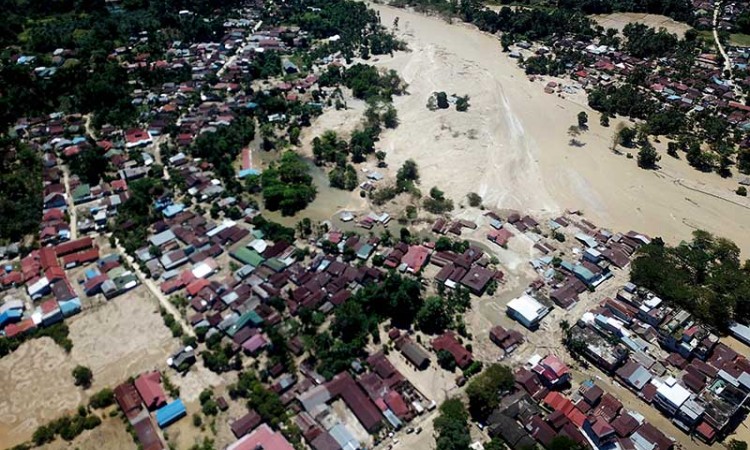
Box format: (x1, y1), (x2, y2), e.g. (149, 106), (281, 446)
(431, 331), (473, 369)
(134, 371), (167, 410)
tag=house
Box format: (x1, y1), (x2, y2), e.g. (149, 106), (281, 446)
(133, 417), (165, 450)
(507, 294), (550, 330)
(533, 355), (570, 388)
(584, 417), (617, 447)
(396, 336), (430, 370)
(125, 129), (153, 148)
(653, 377), (691, 416)
(230, 410), (261, 438)
(227, 424), (294, 450)
(114, 382), (143, 421)
(432, 331), (473, 369)
(460, 265), (495, 295)
(135, 371), (167, 410)
(401, 245), (430, 273)
(616, 360), (653, 392)
(297, 372), (384, 433)
(489, 325), (524, 353)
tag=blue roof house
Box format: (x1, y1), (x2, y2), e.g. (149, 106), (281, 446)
(156, 399), (186, 428)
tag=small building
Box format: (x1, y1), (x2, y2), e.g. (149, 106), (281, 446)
(227, 423), (294, 450)
(114, 382), (143, 422)
(135, 371), (167, 410)
(230, 410), (261, 438)
(155, 399), (186, 428)
(507, 294), (550, 330)
(396, 337), (430, 370)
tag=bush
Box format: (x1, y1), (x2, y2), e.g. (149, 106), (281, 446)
(466, 192), (482, 207)
(462, 361), (484, 378)
(456, 95), (470, 112)
(33, 425), (55, 446)
(737, 186), (747, 196)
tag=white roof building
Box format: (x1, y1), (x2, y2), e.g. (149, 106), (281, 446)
(507, 294), (550, 329)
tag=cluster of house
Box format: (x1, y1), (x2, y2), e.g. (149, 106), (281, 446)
(494, 212), (649, 330)
(515, 19), (750, 146)
(481, 349), (677, 450)
(210, 341), (434, 450)
(491, 357), (678, 450)
(692, 0), (748, 31)
(565, 283), (750, 443)
(291, 350), (433, 450)
(0, 236), (138, 338)
(114, 370), (188, 450)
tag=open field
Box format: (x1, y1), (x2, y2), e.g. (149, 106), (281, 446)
(363, 3), (750, 254)
(68, 285), (178, 392)
(0, 286), (177, 447)
(0, 337), (82, 446)
(41, 413), (135, 450)
(592, 12), (693, 37)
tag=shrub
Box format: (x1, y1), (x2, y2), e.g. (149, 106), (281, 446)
(737, 186), (747, 196)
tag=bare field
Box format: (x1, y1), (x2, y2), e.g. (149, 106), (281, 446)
(364, 4), (750, 254)
(0, 338), (82, 447)
(593, 12), (693, 37)
(68, 285), (178, 392)
(40, 413), (135, 450)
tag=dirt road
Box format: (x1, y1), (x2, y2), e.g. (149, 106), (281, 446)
(113, 237), (195, 337)
(61, 166), (78, 240)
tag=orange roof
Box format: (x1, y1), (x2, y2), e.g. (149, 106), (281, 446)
(186, 278), (210, 297)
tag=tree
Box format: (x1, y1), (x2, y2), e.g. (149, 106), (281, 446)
(577, 111), (588, 129)
(465, 364), (515, 420)
(436, 91), (449, 109)
(617, 126), (637, 147)
(434, 398), (471, 450)
(600, 114), (609, 127)
(456, 95), (470, 112)
(437, 349), (457, 371)
(728, 440), (748, 450)
(416, 296), (451, 334)
(69, 147), (108, 185)
(382, 105), (399, 128)
(88, 388), (114, 409)
(737, 186), (748, 197)
(549, 436), (584, 450)
(261, 151), (317, 215)
(72, 365), (93, 388)
(637, 141), (660, 169)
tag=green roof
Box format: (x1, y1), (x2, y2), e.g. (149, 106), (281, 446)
(227, 310), (263, 337)
(263, 257), (286, 272)
(72, 183), (91, 200)
(107, 266), (127, 279)
(231, 247), (264, 267)
(251, 229), (265, 239)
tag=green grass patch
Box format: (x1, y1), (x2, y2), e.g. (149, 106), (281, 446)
(729, 33), (750, 46)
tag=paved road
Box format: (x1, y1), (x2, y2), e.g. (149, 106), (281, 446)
(113, 237), (195, 337)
